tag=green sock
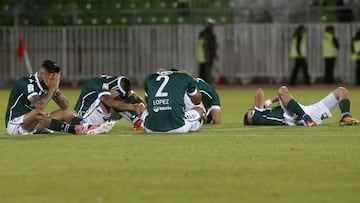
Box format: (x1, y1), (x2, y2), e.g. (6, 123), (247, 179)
(49, 119), (75, 134)
(286, 99), (306, 117)
(70, 117), (84, 125)
(339, 99), (351, 118)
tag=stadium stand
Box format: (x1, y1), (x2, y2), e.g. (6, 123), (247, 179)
(0, 0), (359, 26)
(0, 0), (234, 26)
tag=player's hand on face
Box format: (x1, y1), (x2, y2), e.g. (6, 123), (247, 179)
(45, 73), (60, 92)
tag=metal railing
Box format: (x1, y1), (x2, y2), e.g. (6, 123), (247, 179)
(1, 23), (360, 87)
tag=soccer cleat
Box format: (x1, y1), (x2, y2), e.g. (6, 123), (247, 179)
(86, 121), (116, 135)
(340, 117), (360, 125)
(133, 120), (144, 131)
(74, 123), (90, 135)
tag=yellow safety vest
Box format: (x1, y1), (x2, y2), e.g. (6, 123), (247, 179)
(322, 32), (338, 58)
(351, 39), (360, 60)
(198, 38), (206, 63)
(290, 34), (306, 58)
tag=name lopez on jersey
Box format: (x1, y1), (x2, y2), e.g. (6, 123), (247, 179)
(152, 99), (171, 112)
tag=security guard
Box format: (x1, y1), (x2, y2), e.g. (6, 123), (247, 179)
(198, 18), (217, 84)
(351, 29), (360, 85)
(322, 25), (339, 84)
(289, 25), (311, 86)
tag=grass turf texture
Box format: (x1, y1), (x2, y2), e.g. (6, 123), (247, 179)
(1, 88), (360, 203)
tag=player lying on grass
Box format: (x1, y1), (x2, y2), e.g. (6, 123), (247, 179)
(74, 75), (145, 131)
(170, 69), (221, 124)
(5, 60), (107, 135)
(141, 68), (206, 133)
(243, 85), (359, 126)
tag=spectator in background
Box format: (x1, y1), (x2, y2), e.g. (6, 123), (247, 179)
(198, 18), (217, 84)
(289, 25), (311, 86)
(322, 25), (339, 84)
(177, 0), (190, 18)
(336, 0), (353, 22)
(351, 29), (360, 85)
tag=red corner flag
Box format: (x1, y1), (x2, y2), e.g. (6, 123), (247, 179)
(16, 37), (33, 73)
(16, 37), (25, 59)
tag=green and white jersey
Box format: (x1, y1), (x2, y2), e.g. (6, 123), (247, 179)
(5, 72), (48, 127)
(195, 78), (221, 114)
(74, 75), (128, 117)
(252, 106), (286, 125)
(144, 71), (198, 132)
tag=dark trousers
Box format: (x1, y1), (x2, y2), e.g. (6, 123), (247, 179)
(289, 58), (311, 85)
(356, 60), (360, 85)
(199, 62), (213, 83)
(324, 58), (336, 84)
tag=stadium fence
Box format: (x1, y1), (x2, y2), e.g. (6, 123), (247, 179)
(1, 23), (360, 86)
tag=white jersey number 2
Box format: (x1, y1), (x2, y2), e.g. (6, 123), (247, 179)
(155, 75), (169, 97)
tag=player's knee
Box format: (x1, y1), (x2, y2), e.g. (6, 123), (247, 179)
(337, 87), (348, 94)
(334, 87), (348, 99)
(255, 88), (264, 97)
(278, 86), (289, 96)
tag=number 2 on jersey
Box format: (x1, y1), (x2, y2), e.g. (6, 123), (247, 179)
(155, 75), (169, 97)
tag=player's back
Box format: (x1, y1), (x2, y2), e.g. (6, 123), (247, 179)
(144, 71), (197, 132)
(195, 78), (220, 111)
(5, 74), (45, 126)
(74, 75), (119, 115)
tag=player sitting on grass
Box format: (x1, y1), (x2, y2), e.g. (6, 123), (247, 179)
(170, 68), (221, 124)
(192, 77), (221, 124)
(5, 60), (107, 135)
(141, 68), (206, 133)
(74, 75), (145, 132)
(243, 86), (359, 126)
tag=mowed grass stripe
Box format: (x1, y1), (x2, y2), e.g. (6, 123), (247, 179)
(0, 88), (360, 203)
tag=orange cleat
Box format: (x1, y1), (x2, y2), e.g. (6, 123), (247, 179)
(133, 120), (144, 131)
(340, 117), (360, 125)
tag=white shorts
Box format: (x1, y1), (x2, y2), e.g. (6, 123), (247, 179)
(81, 105), (112, 126)
(282, 93), (337, 126)
(7, 115), (53, 135)
(184, 94), (206, 112)
(142, 109), (203, 133)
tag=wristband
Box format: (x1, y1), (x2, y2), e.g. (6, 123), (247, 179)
(264, 99), (272, 107)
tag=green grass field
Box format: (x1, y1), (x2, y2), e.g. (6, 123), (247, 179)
(1, 87), (360, 203)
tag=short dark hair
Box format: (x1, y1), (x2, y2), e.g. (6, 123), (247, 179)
(243, 112), (250, 125)
(42, 60), (60, 73)
(121, 77), (131, 95)
(325, 25), (335, 32)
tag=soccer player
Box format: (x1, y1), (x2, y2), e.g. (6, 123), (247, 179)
(142, 69), (206, 133)
(5, 60), (103, 135)
(243, 86), (359, 126)
(74, 75), (145, 131)
(194, 77), (221, 124)
(170, 68), (221, 124)
(183, 77), (221, 124)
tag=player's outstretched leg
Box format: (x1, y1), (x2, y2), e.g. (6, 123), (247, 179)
(333, 87), (360, 125)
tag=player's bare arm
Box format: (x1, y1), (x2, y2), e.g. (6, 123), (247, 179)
(190, 87), (202, 105)
(129, 91), (146, 105)
(28, 94), (48, 111)
(52, 90), (70, 110)
(210, 109), (221, 124)
(34, 72), (61, 109)
(100, 94), (144, 115)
